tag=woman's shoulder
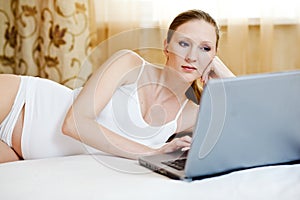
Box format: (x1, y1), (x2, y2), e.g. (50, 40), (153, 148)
(93, 50), (148, 86)
(109, 49), (144, 68)
(110, 49), (162, 70)
(102, 49), (164, 83)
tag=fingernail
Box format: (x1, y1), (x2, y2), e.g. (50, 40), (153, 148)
(181, 147), (190, 151)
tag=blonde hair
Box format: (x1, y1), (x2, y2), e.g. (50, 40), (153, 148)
(167, 9), (220, 103)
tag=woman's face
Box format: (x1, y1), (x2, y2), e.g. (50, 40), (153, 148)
(165, 20), (217, 83)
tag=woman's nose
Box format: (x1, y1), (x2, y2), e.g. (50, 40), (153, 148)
(185, 57), (197, 63)
(185, 48), (197, 63)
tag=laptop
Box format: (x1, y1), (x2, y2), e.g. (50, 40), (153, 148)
(138, 70), (300, 181)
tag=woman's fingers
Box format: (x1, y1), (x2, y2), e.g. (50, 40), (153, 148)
(160, 136), (192, 153)
(181, 147), (190, 151)
(201, 57), (214, 84)
(180, 135), (192, 143)
(180, 135), (192, 151)
(201, 56), (235, 84)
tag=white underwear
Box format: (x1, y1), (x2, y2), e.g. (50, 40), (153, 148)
(20, 76), (100, 159)
(0, 76), (26, 147)
(1, 76), (100, 159)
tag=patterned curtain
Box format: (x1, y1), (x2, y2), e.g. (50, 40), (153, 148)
(0, 0), (96, 88)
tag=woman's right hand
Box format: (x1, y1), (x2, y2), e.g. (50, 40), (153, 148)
(158, 135), (192, 154)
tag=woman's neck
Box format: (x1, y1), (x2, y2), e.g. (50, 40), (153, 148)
(156, 66), (191, 103)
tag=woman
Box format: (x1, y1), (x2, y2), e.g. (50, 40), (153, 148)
(0, 9), (235, 163)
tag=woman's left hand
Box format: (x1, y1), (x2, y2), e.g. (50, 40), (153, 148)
(201, 56), (235, 84)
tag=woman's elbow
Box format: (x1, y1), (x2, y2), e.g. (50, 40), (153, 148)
(61, 111), (77, 138)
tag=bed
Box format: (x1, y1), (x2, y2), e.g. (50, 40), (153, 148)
(1, 153), (299, 200)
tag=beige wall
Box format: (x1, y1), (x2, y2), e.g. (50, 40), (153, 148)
(218, 24), (300, 76)
(91, 23), (300, 77)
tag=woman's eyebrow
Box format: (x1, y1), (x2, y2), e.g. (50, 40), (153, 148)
(175, 35), (191, 40)
(175, 34), (215, 47)
(200, 41), (214, 46)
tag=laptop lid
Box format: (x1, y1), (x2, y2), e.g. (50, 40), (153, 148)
(184, 70), (300, 179)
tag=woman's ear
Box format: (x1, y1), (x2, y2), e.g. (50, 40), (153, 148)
(163, 39), (169, 56)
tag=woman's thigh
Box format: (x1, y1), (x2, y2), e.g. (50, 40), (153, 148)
(0, 74), (20, 123)
(0, 140), (20, 163)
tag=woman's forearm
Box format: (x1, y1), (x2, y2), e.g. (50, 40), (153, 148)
(62, 112), (158, 160)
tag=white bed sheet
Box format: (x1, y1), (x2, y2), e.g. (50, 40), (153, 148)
(0, 154), (300, 200)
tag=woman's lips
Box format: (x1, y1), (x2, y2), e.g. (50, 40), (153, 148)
(181, 65), (197, 72)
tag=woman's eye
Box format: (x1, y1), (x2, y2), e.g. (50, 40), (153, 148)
(179, 41), (189, 47)
(200, 46), (211, 52)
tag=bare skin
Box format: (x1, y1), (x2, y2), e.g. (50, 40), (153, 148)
(0, 74), (24, 163)
(0, 140), (19, 163)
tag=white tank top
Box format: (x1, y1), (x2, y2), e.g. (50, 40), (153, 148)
(75, 60), (188, 148)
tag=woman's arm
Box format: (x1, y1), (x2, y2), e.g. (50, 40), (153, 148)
(201, 56), (235, 84)
(62, 50), (190, 159)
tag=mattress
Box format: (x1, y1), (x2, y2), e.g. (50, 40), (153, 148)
(0, 153), (299, 200)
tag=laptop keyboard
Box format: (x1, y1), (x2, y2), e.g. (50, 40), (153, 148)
(162, 158), (187, 171)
